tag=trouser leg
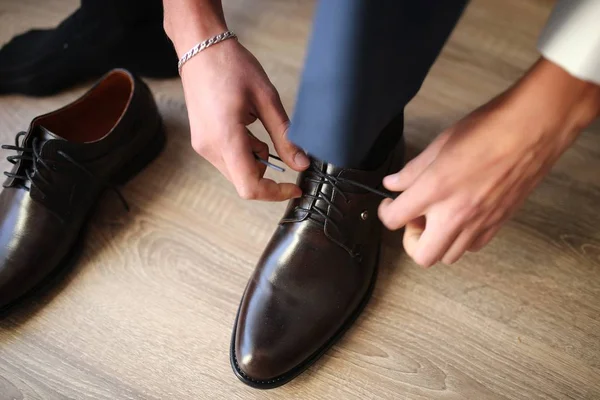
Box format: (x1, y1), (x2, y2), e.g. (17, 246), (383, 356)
(288, 0), (469, 168)
(80, 0), (164, 24)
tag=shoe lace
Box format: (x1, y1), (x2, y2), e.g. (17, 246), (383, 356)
(2, 131), (129, 211)
(293, 159), (395, 237)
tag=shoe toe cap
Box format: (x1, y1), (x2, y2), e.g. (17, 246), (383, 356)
(231, 224), (375, 385)
(233, 292), (304, 383)
(232, 280), (350, 384)
(233, 345), (286, 383)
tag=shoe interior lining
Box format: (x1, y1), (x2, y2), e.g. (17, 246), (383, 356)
(34, 71), (133, 143)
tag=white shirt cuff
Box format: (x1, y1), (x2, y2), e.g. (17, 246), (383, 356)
(537, 0), (600, 85)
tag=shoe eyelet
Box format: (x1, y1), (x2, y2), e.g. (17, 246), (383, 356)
(352, 244), (363, 262)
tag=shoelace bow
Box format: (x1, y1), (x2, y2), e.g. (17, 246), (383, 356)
(2, 131), (129, 211)
(290, 158), (396, 235)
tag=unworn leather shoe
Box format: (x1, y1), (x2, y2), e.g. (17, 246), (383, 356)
(0, 69), (165, 311)
(230, 149), (401, 388)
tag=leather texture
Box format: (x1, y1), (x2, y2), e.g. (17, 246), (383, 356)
(0, 69), (164, 309)
(231, 145), (402, 388)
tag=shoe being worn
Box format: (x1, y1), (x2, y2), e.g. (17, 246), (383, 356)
(0, 8), (178, 96)
(230, 148), (402, 389)
(0, 69), (165, 311)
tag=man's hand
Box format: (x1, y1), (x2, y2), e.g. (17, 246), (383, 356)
(378, 58), (600, 267)
(164, 0), (309, 201)
(180, 39), (309, 201)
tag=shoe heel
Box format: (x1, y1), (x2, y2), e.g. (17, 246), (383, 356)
(113, 121), (166, 185)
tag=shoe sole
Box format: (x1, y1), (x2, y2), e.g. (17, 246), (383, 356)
(229, 251), (380, 389)
(0, 121), (166, 316)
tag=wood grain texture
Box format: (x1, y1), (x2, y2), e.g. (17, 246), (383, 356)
(1, 0), (599, 399)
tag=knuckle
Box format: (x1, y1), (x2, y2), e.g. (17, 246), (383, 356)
(442, 253), (459, 265)
(413, 251), (434, 268)
(427, 166), (455, 195)
(427, 168), (445, 186)
(426, 174), (447, 197)
(378, 206), (396, 229)
(403, 158), (418, 172)
(451, 199), (482, 224)
(489, 208), (509, 225)
(275, 135), (294, 150)
(471, 241), (485, 252)
(259, 141), (270, 153)
(191, 136), (210, 156)
(460, 205), (479, 223)
(237, 185), (258, 200)
(261, 85), (280, 104)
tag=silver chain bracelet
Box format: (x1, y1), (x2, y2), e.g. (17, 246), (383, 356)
(177, 31), (237, 73)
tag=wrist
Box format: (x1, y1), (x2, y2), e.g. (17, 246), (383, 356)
(163, 0), (229, 57)
(513, 58), (600, 134)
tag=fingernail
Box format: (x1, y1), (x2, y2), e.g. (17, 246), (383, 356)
(377, 200), (390, 221)
(383, 174), (398, 185)
(379, 198), (393, 209)
(294, 151), (310, 168)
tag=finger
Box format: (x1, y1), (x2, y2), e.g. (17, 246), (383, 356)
(383, 130), (452, 192)
(378, 174), (437, 230)
(201, 150), (232, 181)
(223, 127), (301, 201)
(410, 213), (462, 268)
(255, 85), (310, 171)
(469, 224), (502, 252)
(214, 157), (232, 181)
(247, 129), (269, 176)
(403, 216), (426, 261)
(441, 226), (480, 265)
(190, 133), (235, 182)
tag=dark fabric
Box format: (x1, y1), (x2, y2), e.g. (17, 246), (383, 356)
(80, 0), (164, 24)
(288, 0), (469, 168)
(361, 112), (404, 170)
(0, 0), (176, 96)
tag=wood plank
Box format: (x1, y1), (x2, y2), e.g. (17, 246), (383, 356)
(1, 0), (599, 398)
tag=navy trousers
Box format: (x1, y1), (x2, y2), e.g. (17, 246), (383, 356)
(288, 0), (468, 168)
(98, 0), (466, 168)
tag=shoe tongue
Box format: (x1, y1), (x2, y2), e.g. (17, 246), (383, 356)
(29, 125), (67, 154)
(324, 161), (344, 176)
(34, 126), (65, 142)
(284, 158), (385, 223)
(322, 161), (375, 191)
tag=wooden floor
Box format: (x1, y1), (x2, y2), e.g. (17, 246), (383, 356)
(1, 0), (600, 399)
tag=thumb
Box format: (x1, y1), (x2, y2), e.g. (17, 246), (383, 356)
(383, 130), (452, 192)
(403, 216), (426, 264)
(256, 86), (310, 171)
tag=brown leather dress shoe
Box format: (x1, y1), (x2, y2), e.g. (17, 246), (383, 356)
(0, 69), (165, 311)
(230, 150), (401, 388)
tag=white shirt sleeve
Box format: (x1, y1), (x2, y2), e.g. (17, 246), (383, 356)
(537, 0), (600, 85)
